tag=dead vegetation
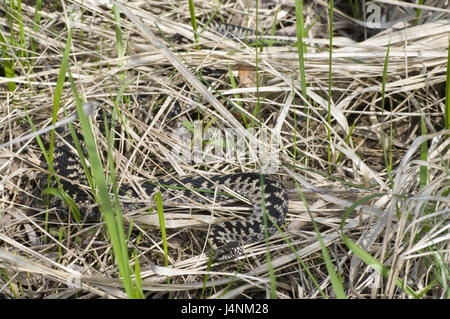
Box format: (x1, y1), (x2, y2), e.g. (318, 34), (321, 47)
(0, 0), (449, 299)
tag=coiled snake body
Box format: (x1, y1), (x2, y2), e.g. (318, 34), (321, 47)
(132, 173), (288, 261)
(39, 22), (290, 261)
(44, 115), (288, 261)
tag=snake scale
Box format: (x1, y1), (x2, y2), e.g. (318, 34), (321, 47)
(45, 122), (288, 261)
(37, 23), (289, 262)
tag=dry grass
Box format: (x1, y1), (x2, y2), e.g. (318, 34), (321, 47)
(0, 0), (449, 299)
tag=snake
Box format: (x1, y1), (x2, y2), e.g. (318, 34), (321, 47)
(34, 23), (289, 262)
(42, 121), (288, 261)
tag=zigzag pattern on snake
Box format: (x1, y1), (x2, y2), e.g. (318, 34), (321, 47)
(42, 108), (288, 261)
(37, 23), (289, 261)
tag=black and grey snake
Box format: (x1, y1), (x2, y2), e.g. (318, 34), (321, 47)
(43, 117), (288, 261)
(34, 23), (289, 262)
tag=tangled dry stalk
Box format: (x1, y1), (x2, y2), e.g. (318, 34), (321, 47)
(0, 1), (449, 299)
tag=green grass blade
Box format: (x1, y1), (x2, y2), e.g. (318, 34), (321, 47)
(31, 0), (42, 53)
(419, 111), (429, 189)
(445, 37), (450, 132)
(102, 105), (143, 298)
(48, 14), (73, 166)
(112, 3), (126, 92)
(348, 0), (360, 19)
(414, 0), (424, 26)
(133, 256), (144, 299)
(188, 0), (199, 49)
(155, 191), (171, 298)
(198, 0), (225, 33)
(227, 64), (248, 127)
(253, 0), (262, 126)
(265, 209), (326, 298)
(73, 98), (136, 298)
(36, 13), (74, 225)
(1, 268), (18, 298)
(155, 192), (169, 267)
(339, 194), (419, 298)
(66, 69), (137, 297)
(201, 250), (214, 299)
(294, 0), (307, 99)
(297, 186), (346, 299)
(380, 42), (394, 188)
(16, 0), (27, 63)
(0, 31), (16, 92)
(41, 187), (81, 223)
(327, 0), (333, 173)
